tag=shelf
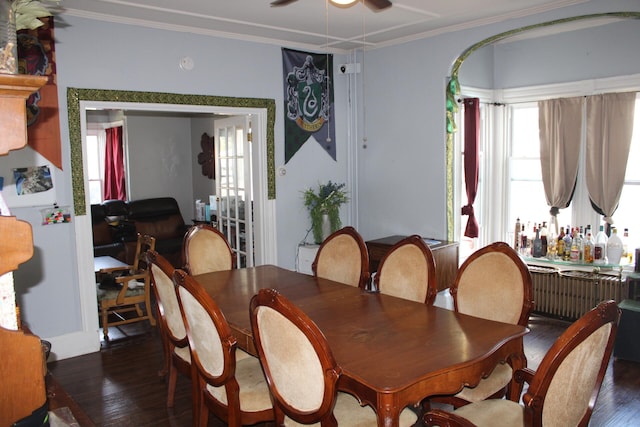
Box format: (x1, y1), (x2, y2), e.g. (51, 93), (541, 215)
(0, 74), (48, 155)
(523, 256), (631, 276)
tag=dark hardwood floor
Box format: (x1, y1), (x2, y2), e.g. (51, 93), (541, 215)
(48, 313), (640, 426)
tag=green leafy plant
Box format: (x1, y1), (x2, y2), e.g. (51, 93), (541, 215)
(12, 0), (59, 31)
(303, 181), (348, 244)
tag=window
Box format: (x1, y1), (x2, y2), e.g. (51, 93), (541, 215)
(456, 75), (640, 264)
(86, 127), (105, 204)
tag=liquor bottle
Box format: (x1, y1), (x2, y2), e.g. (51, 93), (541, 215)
(547, 226), (557, 260)
(607, 227), (623, 265)
(622, 228), (630, 264)
(540, 221), (548, 257)
(563, 226), (572, 261)
(578, 226), (585, 260)
(594, 225), (608, 265)
(557, 227), (566, 259)
(520, 224), (528, 256)
(532, 226), (543, 258)
(514, 217), (521, 251)
(570, 229), (581, 263)
(583, 232), (593, 263)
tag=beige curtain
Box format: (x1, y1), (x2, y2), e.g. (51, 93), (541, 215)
(538, 97), (584, 229)
(586, 92), (637, 225)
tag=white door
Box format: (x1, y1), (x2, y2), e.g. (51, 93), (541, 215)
(215, 116), (253, 267)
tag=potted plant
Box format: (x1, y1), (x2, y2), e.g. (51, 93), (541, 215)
(303, 181), (348, 244)
(1, 0), (58, 74)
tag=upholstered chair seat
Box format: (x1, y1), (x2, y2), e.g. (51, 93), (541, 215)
(204, 355), (273, 412)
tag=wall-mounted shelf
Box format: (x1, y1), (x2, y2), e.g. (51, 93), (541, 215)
(0, 74), (47, 155)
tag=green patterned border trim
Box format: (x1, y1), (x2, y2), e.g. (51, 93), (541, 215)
(445, 12), (640, 241)
(67, 88), (276, 216)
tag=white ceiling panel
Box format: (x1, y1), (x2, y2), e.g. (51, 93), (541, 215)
(59, 0), (596, 52)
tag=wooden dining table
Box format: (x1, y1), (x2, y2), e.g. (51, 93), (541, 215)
(193, 265), (528, 427)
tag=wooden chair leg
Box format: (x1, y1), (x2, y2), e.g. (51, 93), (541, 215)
(101, 306), (109, 340)
(145, 294), (156, 326)
(197, 396), (208, 427)
(167, 363), (177, 407)
(158, 330), (170, 378)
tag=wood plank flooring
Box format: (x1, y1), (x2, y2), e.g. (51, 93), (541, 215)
(48, 314), (640, 426)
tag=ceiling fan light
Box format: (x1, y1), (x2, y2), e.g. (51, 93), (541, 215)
(329, 0), (359, 7)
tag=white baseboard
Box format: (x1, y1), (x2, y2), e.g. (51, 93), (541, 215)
(44, 330), (101, 362)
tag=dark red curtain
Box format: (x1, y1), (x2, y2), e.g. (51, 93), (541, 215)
(104, 126), (126, 201)
(462, 98), (480, 238)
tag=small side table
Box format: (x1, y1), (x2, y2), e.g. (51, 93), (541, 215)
(297, 244), (319, 275)
(614, 299), (640, 363)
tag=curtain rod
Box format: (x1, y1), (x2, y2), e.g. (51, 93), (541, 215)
(457, 98), (505, 106)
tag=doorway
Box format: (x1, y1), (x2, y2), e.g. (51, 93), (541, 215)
(215, 115), (254, 267)
(67, 88), (278, 353)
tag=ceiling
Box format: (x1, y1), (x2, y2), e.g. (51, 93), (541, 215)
(59, 0), (592, 52)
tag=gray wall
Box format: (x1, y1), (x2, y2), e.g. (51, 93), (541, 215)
(125, 114), (195, 218)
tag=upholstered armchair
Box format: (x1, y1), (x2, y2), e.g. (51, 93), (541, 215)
(173, 269), (274, 426)
(312, 226), (370, 289)
(374, 234), (438, 304)
(249, 288), (418, 426)
(427, 241), (534, 410)
(182, 224), (234, 275)
(424, 300), (620, 427)
(147, 250), (191, 408)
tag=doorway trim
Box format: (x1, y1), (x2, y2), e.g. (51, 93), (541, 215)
(67, 88), (277, 353)
(68, 88), (276, 215)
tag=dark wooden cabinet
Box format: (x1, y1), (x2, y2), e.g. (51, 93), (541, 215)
(366, 235), (459, 292)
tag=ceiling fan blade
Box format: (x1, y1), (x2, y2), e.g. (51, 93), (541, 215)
(364, 0), (392, 11)
(270, 0), (298, 6)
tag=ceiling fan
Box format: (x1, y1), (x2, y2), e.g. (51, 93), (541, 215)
(270, 0), (392, 11)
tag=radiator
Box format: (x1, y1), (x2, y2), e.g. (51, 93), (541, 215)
(529, 265), (628, 321)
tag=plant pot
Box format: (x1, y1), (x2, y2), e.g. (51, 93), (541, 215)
(0, 0), (17, 74)
(321, 213), (332, 242)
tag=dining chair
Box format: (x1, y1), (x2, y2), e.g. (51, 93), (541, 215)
(373, 234), (438, 304)
(428, 241), (534, 409)
(311, 226), (370, 289)
(249, 287), (418, 426)
(173, 269), (274, 427)
(147, 250), (191, 408)
(424, 300), (620, 427)
(96, 233), (157, 340)
(182, 224), (235, 275)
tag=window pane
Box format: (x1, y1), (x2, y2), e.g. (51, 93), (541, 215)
(87, 135), (100, 180)
(510, 158), (542, 180)
(89, 181), (102, 204)
(510, 181), (548, 225)
(511, 105), (539, 157)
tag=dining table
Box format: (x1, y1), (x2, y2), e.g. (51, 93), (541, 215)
(93, 255), (129, 273)
(193, 265), (529, 427)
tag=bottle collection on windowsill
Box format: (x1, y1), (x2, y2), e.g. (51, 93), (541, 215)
(513, 217), (632, 269)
